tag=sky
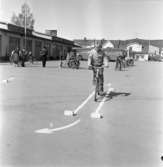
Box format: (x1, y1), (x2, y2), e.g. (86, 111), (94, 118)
(0, 0), (163, 40)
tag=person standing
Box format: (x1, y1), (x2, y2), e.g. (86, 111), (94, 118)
(28, 51), (33, 64)
(20, 48), (27, 67)
(10, 48), (20, 66)
(40, 46), (48, 67)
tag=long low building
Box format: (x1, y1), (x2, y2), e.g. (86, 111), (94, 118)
(0, 22), (76, 61)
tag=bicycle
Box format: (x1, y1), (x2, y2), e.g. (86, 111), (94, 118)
(91, 66), (104, 102)
(68, 58), (80, 69)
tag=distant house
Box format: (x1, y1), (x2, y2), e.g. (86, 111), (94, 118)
(134, 53), (149, 61)
(148, 45), (159, 56)
(126, 41), (159, 61)
(74, 38), (114, 48)
(126, 42), (142, 52)
(126, 42), (148, 61)
(103, 41), (114, 48)
(73, 38), (114, 60)
(74, 38), (96, 48)
(160, 48), (163, 58)
(0, 22), (76, 61)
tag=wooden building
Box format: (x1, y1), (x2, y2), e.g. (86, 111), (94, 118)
(0, 22), (75, 61)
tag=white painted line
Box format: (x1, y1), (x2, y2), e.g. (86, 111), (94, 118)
(91, 85), (113, 118)
(35, 119), (80, 134)
(94, 95), (107, 114)
(74, 91), (95, 114)
(64, 90), (95, 116)
(0, 77), (15, 85)
(64, 83), (112, 116)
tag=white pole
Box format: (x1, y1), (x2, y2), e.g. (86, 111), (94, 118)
(148, 39), (150, 55)
(24, 2), (27, 50)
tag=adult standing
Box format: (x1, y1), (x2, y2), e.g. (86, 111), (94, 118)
(28, 51), (33, 64)
(40, 46), (48, 67)
(10, 48), (19, 66)
(20, 48), (27, 67)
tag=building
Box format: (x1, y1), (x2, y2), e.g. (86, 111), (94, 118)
(148, 45), (160, 56)
(126, 42), (148, 61)
(102, 41), (114, 49)
(0, 22), (76, 61)
(126, 42), (142, 52)
(74, 38), (114, 48)
(126, 41), (160, 61)
(160, 48), (163, 58)
(73, 38), (114, 60)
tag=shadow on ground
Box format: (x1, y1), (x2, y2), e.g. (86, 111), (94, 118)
(97, 91), (131, 102)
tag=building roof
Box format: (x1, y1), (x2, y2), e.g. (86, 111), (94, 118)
(0, 22), (8, 30)
(74, 39), (96, 47)
(126, 42), (142, 47)
(0, 22), (74, 46)
(103, 41), (114, 48)
(32, 31), (52, 40)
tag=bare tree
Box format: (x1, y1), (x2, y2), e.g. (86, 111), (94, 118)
(11, 3), (35, 29)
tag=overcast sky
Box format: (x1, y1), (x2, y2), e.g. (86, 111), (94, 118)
(0, 0), (163, 40)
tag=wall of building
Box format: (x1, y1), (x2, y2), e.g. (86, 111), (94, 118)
(161, 49), (163, 57)
(0, 31), (9, 57)
(148, 45), (159, 55)
(135, 54), (149, 61)
(0, 29), (74, 61)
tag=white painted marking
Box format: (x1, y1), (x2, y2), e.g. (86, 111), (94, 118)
(64, 91), (95, 116)
(35, 119), (80, 134)
(73, 91), (95, 114)
(91, 84), (114, 119)
(95, 88), (112, 114)
(0, 77), (15, 85)
(64, 83), (112, 116)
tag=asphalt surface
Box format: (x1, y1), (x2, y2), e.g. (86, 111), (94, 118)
(0, 60), (163, 167)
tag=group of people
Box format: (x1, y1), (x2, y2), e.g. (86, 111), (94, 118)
(59, 49), (81, 69)
(115, 50), (134, 71)
(10, 48), (32, 67)
(65, 49), (80, 69)
(10, 46), (48, 67)
(11, 46), (82, 69)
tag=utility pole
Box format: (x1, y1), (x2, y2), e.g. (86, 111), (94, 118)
(24, 2), (27, 51)
(148, 39), (150, 55)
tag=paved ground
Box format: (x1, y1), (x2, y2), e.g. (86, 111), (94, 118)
(0, 60), (163, 167)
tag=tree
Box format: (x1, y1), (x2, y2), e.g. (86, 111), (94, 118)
(11, 3), (35, 29)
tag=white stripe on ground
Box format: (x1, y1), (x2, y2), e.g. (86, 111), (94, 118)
(35, 119), (80, 134)
(73, 91), (95, 114)
(0, 77), (15, 84)
(68, 83), (111, 115)
(94, 86), (111, 115)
